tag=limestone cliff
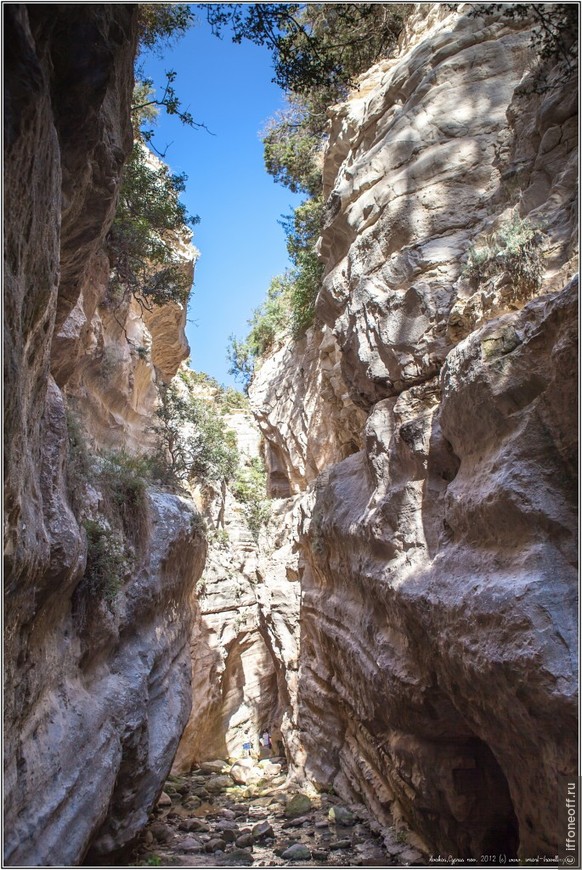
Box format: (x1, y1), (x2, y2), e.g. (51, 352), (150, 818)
(4, 7), (204, 865)
(173, 402), (302, 773)
(250, 5), (578, 862)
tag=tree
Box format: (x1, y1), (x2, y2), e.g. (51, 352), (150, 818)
(106, 140), (198, 309)
(205, 4), (408, 95)
(153, 383), (239, 485)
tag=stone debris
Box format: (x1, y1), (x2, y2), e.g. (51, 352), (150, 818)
(328, 806), (354, 826)
(131, 759), (418, 867)
(281, 842), (312, 860)
(284, 792), (313, 818)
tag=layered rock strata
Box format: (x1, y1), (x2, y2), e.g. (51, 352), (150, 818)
(250, 5), (578, 862)
(174, 409), (302, 772)
(4, 7), (204, 865)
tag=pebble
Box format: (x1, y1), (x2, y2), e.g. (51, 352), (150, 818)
(150, 822), (171, 843)
(175, 835), (204, 853)
(206, 775), (234, 793)
(179, 818), (209, 833)
(281, 843), (312, 861)
(182, 795), (202, 810)
(157, 791), (172, 807)
(328, 805), (355, 826)
(218, 820), (240, 832)
(284, 793), (313, 818)
(400, 846), (425, 864)
(136, 759), (403, 868)
(251, 820), (274, 841)
(217, 847), (255, 866)
(329, 838), (352, 850)
(200, 759), (229, 774)
(282, 815), (310, 828)
(205, 837), (227, 852)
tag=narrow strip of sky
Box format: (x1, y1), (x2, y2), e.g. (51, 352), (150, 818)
(140, 10), (303, 387)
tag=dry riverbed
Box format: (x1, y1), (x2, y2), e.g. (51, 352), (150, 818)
(130, 758), (425, 868)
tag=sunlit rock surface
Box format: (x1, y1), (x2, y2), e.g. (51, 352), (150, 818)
(250, 5), (578, 862)
(3, 7), (204, 865)
(251, 324), (366, 496)
(174, 408), (302, 772)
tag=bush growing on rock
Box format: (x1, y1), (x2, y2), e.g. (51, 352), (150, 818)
(231, 456), (271, 541)
(82, 519), (128, 603)
(153, 382), (240, 487)
(465, 214), (545, 298)
(107, 141), (198, 310)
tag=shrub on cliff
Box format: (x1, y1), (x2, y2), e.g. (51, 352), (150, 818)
(227, 198), (324, 388)
(231, 456), (271, 542)
(106, 141), (198, 310)
(153, 382), (240, 486)
(83, 520), (128, 603)
(465, 215), (545, 298)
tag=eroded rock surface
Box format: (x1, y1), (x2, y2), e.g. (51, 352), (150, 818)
(174, 408), (302, 775)
(4, 8), (205, 865)
(250, 6), (578, 863)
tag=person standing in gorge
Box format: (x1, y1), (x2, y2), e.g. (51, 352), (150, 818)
(242, 730), (252, 757)
(259, 727), (272, 758)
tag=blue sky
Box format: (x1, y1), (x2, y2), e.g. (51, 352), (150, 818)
(140, 15), (302, 387)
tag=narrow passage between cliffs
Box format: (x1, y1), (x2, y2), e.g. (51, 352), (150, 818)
(127, 756), (423, 868)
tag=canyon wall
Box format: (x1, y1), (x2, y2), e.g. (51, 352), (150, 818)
(174, 406), (302, 772)
(4, 7), (204, 865)
(250, 5), (578, 862)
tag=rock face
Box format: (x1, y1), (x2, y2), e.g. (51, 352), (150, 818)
(4, 7), (204, 865)
(174, 407), (302, 772)
(250, 5), (578, 863)
(251, 324), (366, 496)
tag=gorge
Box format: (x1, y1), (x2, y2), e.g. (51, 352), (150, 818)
(3, 4), (578, 868)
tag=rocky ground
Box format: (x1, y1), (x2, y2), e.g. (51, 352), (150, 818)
(130, 758), (425, 868)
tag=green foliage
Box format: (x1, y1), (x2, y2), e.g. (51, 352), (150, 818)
(227, 274), (293, 389)
(66, 409), (94, 512)
(465, 215), (545, 297)
(205, 4), (408, 96)
(177, 367), (250, 413)
(232, 456), (271, 542)
(227, 198), (324, 388)
(83, 520), (128, 604)
(469, 4), (577, 91)
(208, 528), (230, 549)
(153, 382), (240, 486)
(218, 386), (250, 413)
(107, 141), (198, 309)
(257, 4), (410, 197)
(263, 97), (323, 197)
(98, 451), (151, 545)
(225, 6), (409, 377)
(65, 409), (152, 603)
(281, 197), (324, 337)
(137, 5), (196, 53)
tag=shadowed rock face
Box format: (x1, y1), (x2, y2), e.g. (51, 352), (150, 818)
(173, 409), (302, 774)
(250, 6), (578, 862)
(3, 7), (205, 865)
(298, 280), (577, 859)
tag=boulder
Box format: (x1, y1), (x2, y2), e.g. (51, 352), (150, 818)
(251, 820), (274, 841)
(281, 843), (312, 861)
(328, 806), (355, 826)
(285, 793), (313, 818)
